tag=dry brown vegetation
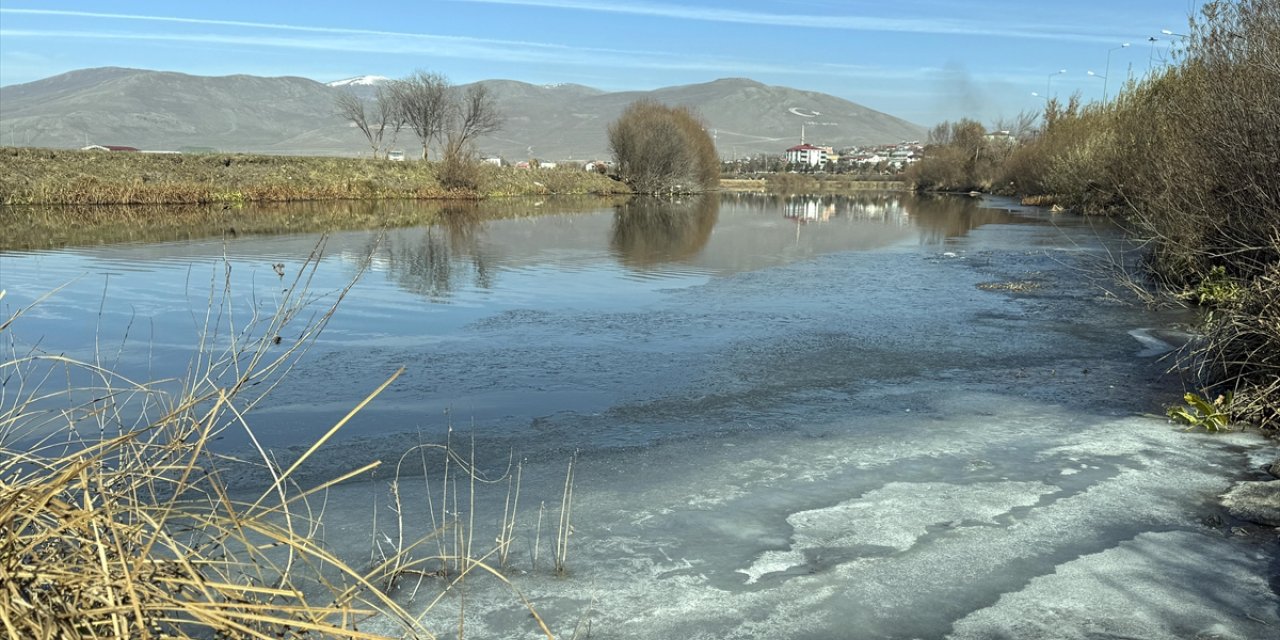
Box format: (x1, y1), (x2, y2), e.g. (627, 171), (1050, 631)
(0, 148), (628, 205)
(911, 0), (1279, 427)
(607, 101), (719, 194)
(0, 250), (574, 637)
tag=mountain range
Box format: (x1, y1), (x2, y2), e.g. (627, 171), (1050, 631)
(0, 67), (926, 160)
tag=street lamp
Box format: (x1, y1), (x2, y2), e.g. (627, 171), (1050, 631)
(1161, 28), (1189, 38)
(1046, 69), (1066, 97)
(1103, 42), (1129, 101)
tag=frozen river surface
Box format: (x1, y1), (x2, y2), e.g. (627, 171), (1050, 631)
(2, 194), (1276, 638)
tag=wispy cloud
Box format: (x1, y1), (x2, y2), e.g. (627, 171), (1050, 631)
(0, 7), (952, 83)
(0, 8), (586, 51)
(450, 0), (1124, 43)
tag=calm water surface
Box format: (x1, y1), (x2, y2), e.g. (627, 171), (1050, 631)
(2, 193), (1052, 452)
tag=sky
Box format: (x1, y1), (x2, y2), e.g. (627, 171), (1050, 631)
(0, 0), (1202, 126)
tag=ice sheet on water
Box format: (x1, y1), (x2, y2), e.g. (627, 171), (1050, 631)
(737, 480), (1058, 584)
(947, 530), (1277, 640)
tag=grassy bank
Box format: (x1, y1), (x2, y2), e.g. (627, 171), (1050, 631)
(0, 197), (626, 252)
(720, 176), (907, 193)
(0, 147), (629, 205)
(907, 1), (1279, 428)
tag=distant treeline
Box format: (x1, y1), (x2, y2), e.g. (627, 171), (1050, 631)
(910, 0), (1279, 427)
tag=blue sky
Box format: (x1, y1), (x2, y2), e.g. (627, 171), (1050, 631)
(0, 1), (1200, 126)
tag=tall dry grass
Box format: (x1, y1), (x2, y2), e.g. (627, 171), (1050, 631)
(0, 148), (628, 205)
(0, 244), (569, 638)
(909, 1), (1280, 427)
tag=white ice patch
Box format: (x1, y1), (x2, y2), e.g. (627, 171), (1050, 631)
(1128, 328), (1177, 357)
(947, 530), (1278, 639)
(738, 481), (1056, 584)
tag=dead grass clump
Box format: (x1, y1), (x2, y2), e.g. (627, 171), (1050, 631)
(0, 243), (565, 634)
(0, 258), (427, 638)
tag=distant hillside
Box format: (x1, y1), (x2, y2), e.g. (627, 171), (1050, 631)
(0, 67), (356, 154)
(0, 68), (925, 160)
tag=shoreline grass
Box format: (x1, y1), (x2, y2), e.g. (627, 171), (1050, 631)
(904, 2), (1279, 428)
(0, 196), (628, 252)
(719, 176), (907, 193)
(0, 249), (573, 638)
(0, 147), (630, 206)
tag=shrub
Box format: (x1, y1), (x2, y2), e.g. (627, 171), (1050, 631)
(608, 101), (719, 194)
(437, 142), (486, 194)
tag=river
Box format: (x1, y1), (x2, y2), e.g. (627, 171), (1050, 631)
(1, 193), (1274, 639)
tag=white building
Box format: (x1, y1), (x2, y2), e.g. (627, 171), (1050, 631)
(785, 143), (827, 167)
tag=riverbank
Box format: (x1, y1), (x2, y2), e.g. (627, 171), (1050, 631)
(720, 176), (907, 193)
(0, 147), (629, 205)
(0, 197), (626, 252)
(905, 3), (1279, 430)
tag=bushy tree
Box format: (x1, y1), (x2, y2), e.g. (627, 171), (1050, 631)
(907, 117), (1010, 191)
(608, 101), (719, 194)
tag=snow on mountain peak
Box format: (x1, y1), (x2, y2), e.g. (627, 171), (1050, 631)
(327, 75), (391, 87)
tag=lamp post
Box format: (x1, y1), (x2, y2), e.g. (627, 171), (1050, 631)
(1103, 42), (1129, 101)
(1161, 28), (1189, 38)
(1046, 69), (1066, 97)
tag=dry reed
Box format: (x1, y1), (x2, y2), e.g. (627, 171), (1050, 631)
(0, 241), (567, 638)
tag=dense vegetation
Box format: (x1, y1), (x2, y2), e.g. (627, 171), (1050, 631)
(607, 101), (720, 194)
(910, 0), (1279, 427)
(0, 148), (629, 205)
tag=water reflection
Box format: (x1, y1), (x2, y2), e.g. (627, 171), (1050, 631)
(0, 194), (1033, 307)
(904, 194), (1027, 244)
(0, 197), (625, 252)
(373, 205), (497, 302)
(610, 196), (719, 268)
(721, 192), (1023, 243)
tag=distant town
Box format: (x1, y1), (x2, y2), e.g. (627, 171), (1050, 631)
(73, 138), (933, 178)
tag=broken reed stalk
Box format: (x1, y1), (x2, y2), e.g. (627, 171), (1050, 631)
(555, 452), (577, 575)
(498, 455), (523, 567)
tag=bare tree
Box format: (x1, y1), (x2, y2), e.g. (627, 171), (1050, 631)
(446, 83), (503, 155)
(375, 85), (407, 157)
(335, 88), (404, 159)
(993, 110), (1041, 142)
(387, 71), (450, 160)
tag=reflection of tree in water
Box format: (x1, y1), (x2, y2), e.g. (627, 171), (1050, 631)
(903, 195), (1023, 245)
(610, 195), (719, 268)
(376, 204), (496, 301)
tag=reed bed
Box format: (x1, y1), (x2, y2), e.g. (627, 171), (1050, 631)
(0, 148), (628, 206)
(0, 244), (574, 638)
